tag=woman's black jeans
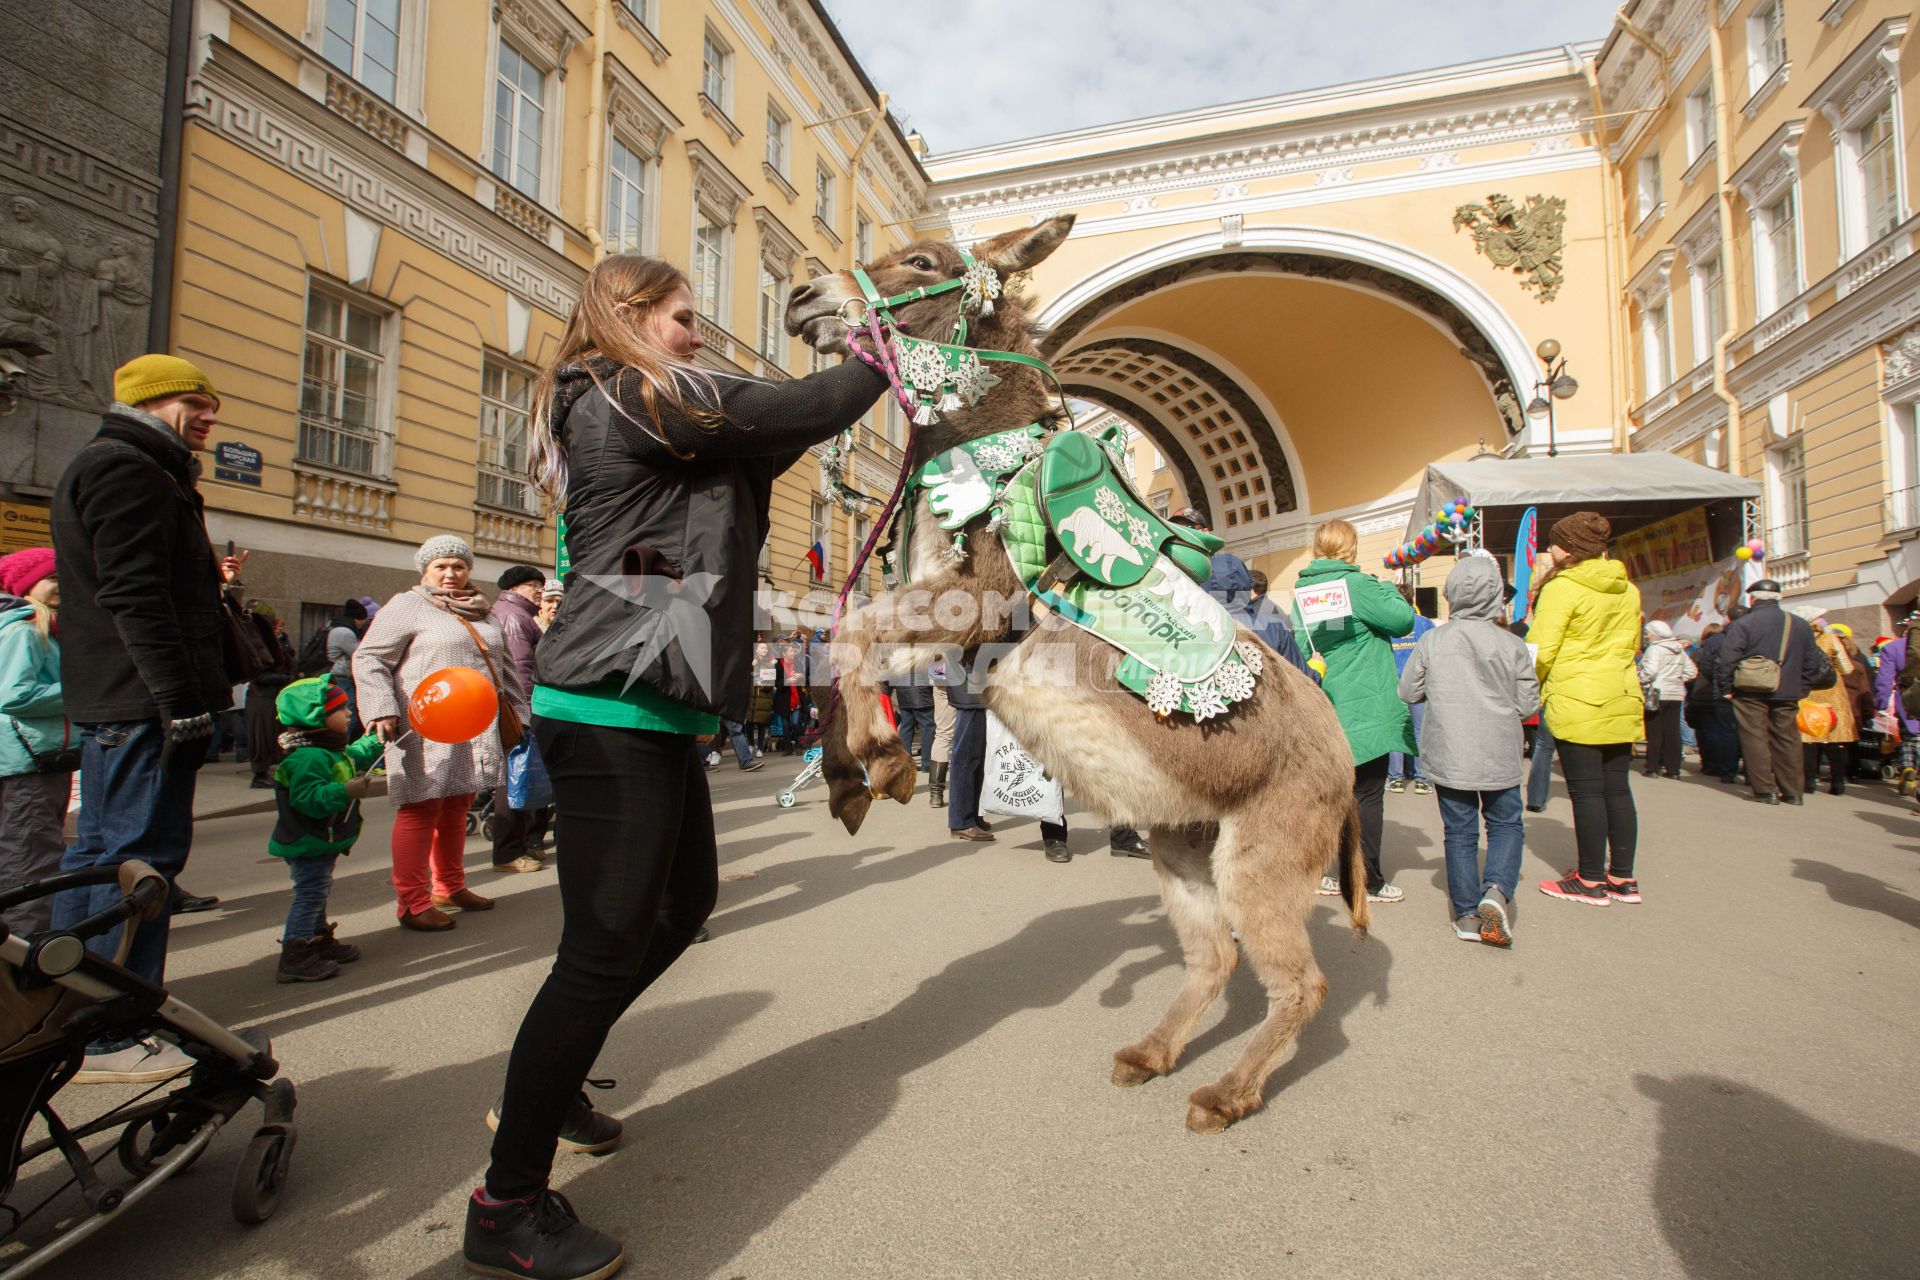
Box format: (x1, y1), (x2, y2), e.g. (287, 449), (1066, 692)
(1642, 702), (1683, 776)
(486, 717), (718, 1200)
(1555, 739), (1637, 881)
(1353, 753), (1390, 893)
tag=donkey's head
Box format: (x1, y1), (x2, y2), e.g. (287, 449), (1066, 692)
(786, 214), (1074, 357)
(787, 216), (1074, 453)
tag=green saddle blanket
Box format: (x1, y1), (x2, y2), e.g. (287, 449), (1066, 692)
(1037, 431), (1221, 587)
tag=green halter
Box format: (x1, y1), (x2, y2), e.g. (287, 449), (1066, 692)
(845, 252), (1064, 426)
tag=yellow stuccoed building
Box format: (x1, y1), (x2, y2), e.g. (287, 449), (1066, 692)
(151, 0), (1920, 638)
(175, 0), (922, 632)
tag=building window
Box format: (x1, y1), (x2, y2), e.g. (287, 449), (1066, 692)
(765, 103), (789, 176)
(1749, 0), (1786, 93)
(605, 135), (649, 254)
(299, 287), (386, 477)
(758, 263), (788, 367)
(619, 0), (653, 28)
(701, 28), (731, 110)
(1643, 297), (1672, 393)
(1150, 490), (1172, 518)
(323, 0), (402, 101)
(1690, 249), (1725, 362)
(1855, 99), (1901, 247)
(810, 496), (831, 580)
(693, 212), (729, 322)
(855, 213), (873, 266)
(814, 163), (835, 226)
(491, 39), (545, 199)
(1768, 436), (1809, 557)
(478, 358), (537, 514)
(1685, 82), (1715, 163)
(1890, 403), (1920, 531)
(1757, 191), (1799, 315)
(1636, 151), (1662, 223)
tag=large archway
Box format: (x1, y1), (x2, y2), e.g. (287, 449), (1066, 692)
(1037, 231), (1535, 566)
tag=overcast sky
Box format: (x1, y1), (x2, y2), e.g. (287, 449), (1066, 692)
(821, 0), (1626, 155)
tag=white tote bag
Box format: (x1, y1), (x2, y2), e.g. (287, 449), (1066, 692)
(983, 711), (1065, 825)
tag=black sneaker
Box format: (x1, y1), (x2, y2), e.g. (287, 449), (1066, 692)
(487, 1081), (623, 1155)
(464, 1188), (623, 1280)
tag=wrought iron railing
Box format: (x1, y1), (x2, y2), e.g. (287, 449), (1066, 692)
(296, 413), (379, 477)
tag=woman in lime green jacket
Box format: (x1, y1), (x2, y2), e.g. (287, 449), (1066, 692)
(1529, 512), (1644, 908)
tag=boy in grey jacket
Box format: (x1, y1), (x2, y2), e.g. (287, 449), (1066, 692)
(1397, 554), (1541, 947)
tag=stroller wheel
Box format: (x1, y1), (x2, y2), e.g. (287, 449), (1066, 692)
(231, 1127), (295, 1225)
(118, 1111), (204, 1178)
(777, 792), (796, 808)
(482, 814), (499, 842)
(466, 812), (480, 835)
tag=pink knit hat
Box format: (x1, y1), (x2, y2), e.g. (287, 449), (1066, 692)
(0, 547), (55, 599)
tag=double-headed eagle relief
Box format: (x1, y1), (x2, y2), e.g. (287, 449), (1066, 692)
(1453, 193), (1567, 303)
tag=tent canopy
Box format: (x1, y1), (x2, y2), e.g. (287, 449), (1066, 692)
(1409, 453), (1761, 552)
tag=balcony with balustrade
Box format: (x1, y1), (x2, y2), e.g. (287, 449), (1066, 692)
(293, 414), (393, 531)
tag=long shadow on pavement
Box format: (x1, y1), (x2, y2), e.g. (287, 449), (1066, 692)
(1789, 858), (1920, 929)
(28, 990), (775, 1280)
(389, 896), (1170, 1280)
(1637, 1072), (1920, 1278)
(708, 843), (967, 937)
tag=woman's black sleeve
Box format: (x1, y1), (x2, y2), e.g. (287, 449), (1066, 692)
(655, 359), (889, 460)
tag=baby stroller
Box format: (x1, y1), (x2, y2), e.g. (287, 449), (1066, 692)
(466, 787), (498, 842)
(775, 746), (826, 808)
(0, 861), (297, 1276)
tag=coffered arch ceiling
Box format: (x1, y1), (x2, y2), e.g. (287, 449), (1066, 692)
(1050, 260), (1517, 536)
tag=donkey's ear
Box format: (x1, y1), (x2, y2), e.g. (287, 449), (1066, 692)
(973, 214), (1075, 275)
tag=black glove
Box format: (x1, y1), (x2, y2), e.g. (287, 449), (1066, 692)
(161, 712), (215, 751)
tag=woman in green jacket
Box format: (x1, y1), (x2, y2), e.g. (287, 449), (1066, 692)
(1293, 518), (1417, 902)
(1528, 512), (1644, 907)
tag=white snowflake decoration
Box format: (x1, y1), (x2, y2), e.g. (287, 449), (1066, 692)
(1234, 640), (1265, 677)
(949, 352), (1002, 407)
(960, 259), (1003, 315)
(896, 338), (950, 393)
(1125, 514), (1150, 547)
(1214, 659), (1256, 702)
(972, 433), (1035, 473)
(1094, 486), (1126, 523)
(1186, 678), (1229, 721)
(1145, 670), (1184, 718)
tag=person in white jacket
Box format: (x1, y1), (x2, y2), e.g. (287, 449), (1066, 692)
(1638, 620), (1697, 779)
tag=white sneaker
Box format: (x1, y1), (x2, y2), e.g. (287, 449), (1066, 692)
(1453, 914), (1482, 940)
(1477, 893), (1512, 947)
(1366, 883), (1405, 904)
(1316, 875), (1341, 897)
(71, 1038), (194, 1085)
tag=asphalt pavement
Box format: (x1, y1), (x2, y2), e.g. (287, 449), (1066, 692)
(11, 750), (1919, 1279)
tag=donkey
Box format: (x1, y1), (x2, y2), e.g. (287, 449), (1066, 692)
(785, 215), (1368, 1133)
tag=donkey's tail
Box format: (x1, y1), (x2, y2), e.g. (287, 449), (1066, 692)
(1336, 798), (1371, 939)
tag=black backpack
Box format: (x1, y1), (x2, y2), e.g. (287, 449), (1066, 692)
(1899, 622), (1920, 719)
(295, 624), (334, 677)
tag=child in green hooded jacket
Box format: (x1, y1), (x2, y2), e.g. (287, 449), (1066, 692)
(272, 677), (385, 983)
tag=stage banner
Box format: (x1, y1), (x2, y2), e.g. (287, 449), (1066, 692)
(1637, 557), (1744, 641)
(1615, 508), (1713, 581)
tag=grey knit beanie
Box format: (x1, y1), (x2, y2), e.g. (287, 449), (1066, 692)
(415, 534), (474, 571)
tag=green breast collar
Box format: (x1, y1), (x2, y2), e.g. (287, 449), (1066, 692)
(891, 424), (1259, 722)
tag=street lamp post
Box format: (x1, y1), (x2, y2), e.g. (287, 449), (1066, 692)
(1525, 338), (1579, 457)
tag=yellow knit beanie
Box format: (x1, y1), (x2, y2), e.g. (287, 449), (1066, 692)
(113, 355), (219, 409)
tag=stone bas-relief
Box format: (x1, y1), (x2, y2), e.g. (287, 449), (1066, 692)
(1452, 192), (1568, 304)
(0, 191), (151, 409)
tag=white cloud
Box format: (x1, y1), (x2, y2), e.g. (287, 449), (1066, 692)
(820, 0), (1624, 154)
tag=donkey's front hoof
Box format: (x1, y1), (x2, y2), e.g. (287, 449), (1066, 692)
(861, 740), (918, 804)
(826, 776), (872, 835)
(1185, 1083), (1260, 1134)
(1111, 1045), (1164, 1088)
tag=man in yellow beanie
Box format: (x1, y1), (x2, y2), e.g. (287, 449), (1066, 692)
(47, 353), (237, 1085)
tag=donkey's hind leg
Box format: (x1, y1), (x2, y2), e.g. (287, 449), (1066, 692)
(1184, 813), (1327, 1134)
(1111, 824), (1238, 1088)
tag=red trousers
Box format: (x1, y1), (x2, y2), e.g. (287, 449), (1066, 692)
(391, 793), (472, 916)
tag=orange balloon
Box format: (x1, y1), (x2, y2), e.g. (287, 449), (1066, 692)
(1796, 704), (1835, 738)
(407, 666), (499, 743)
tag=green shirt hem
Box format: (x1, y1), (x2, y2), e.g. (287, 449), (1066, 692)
(533, 678), (718, 735)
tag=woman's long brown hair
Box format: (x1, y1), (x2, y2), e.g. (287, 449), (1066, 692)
(529, 254), (723, 507)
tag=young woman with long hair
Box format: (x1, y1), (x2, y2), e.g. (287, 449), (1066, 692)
(464, 254), (886, 1280)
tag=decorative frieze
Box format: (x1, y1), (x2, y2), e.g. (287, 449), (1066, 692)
(0, 118), (159, 235)
(1884, 325), (1920, 389)
(187, 42), (581, 317)
(494, 0), (586, 75)
(686, 140), (749, 224)
(1730, 121), (1803, 208)
(605, 57), (680, 157)
(1804, 18), (1907, 132)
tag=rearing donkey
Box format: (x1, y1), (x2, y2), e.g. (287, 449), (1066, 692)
(785, 215), (1368, 1133)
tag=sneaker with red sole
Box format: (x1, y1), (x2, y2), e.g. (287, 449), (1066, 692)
(1539, 874), (1610, 905)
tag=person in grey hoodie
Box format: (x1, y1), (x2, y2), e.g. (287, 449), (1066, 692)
(1397, 554), (1541, 947)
